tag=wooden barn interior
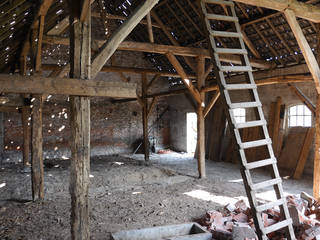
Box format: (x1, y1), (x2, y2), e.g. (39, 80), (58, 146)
(2, 0), (320, 239)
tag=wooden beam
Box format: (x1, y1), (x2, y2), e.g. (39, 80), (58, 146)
(196, 56), (206, 179)
(166, 52), (202, 104)
(35, 15), (45, 72)
(0, 113), (3, 160)
(294, 127), (315, 179)
(147, 74), (161, 90)
(80, 0), (91, 22)
(288, 83), (316, 114)
(0, 74), (137, 98)
(285, 9), (320, 94)
(241, 29), (262, 59)
(31, 94), (44, 201)
(47, 17), (69, 36)
(146, 12), (154, 43)
(0, 106), (20, 113)
(42, 64), (196, 79)
(147, 97), (157, 119)
(43, 36), (273, 69)
(233, 0), (320, 23)
(272, 96), (282, 157)
(204, 91), (220, 118)
(68, 2), (91, 239)
(141, 74), (149, 162)
(314, 96), (320, 199)
(21, 105), (31, 167)
(90, 0), (159, 79)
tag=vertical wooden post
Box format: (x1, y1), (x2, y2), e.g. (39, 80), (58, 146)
(0, 112), (3, 160)
(68, 3), (91, 239)
(142, 73), (149, 162)
(314, 97), (320, 199)
(31, 94), (44, 200)
(197, 56), (206, 178)
(314, 23), (320, 199)
(22, 105), (31, 167)
(35, 15), (45, 72)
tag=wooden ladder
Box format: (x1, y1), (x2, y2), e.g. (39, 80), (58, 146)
(200, 0), (296, 239)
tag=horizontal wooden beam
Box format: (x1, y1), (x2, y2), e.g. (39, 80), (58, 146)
(203, 74), (313, 92)
(42, 64), (197, 79)
(0, 74), (137, 98)
(0, 106), (21, 113)
(115, 74), (313, 103)
(233, 0), (320, 23)
(43, 36), (273, 69)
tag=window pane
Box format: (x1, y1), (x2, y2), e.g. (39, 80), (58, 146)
(297, 116), (304, 126)
(290, 106), (296, 115)
(289, 116), (296, 127)
(305, 107), (312, 116)
(305, 116), (312, 127)
(297, 105), (304, 115)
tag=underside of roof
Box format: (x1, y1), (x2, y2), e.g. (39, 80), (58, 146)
(0, 0), (319, 81)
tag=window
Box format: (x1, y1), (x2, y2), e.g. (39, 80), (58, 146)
(288, 105), (312, 127)
(233, 108), (246, 123)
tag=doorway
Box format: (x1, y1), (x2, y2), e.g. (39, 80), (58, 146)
(186, 112), (197, 153)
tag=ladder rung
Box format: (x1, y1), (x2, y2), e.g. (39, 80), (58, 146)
(245, 157), (276, 170)
(240, 138), (272, 149)
(203, 0), (234, 6)
(229, 101), (261, 109)
(263, 219), (292, 235)
(216, 48), (247, 55)
(210, 30), (242, 38)
(256, 198), (286, 212)
(220, 65), (252, 72)
(251, 177), (282, 191)
(235, 120), (265, 129)
(224, 83), (256, 90)
(206, 13), (238, 22)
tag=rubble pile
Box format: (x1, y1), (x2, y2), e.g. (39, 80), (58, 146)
(197, 192), (320, 240)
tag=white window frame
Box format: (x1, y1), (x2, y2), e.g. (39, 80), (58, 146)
(288, 105), (312, 127)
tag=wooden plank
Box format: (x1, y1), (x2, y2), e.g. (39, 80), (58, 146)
(294, 127), (315, 179)
(141, 74), (149, 162)
(0, 74), (137, 98)
(314, 96), (320, 198)
(146, 12), (154, 43)
(288, 83), (316, 114)
(278, 127), (309, 176)
(241, 29), (261, 59)
(0, 106), (20, 112)
(272, 97), (282, 156)
(284, 9), (320, 94)
(204, 91), (220, 118)
(21, 105), (31, 167)
(90, 0), (159, 79)
(166, 52), (202, 105)
(43, 37), (273, 69)
(47, 17), (69, 36)
(68, 2), (91, 240)
(31, 94), (44, 201)
(233, 0), (320, 23)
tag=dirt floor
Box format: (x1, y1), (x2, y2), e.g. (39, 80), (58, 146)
(0, 153), (313, 239)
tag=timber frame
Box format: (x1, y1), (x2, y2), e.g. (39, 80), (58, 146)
(2, 0), (320, 239)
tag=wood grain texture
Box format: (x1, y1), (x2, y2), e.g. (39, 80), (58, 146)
(31, 94), (44, 201)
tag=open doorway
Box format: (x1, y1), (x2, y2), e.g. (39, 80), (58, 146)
(186, 112), (197, 153)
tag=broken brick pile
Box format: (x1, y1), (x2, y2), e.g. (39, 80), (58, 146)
(197, 192), (320, 240)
